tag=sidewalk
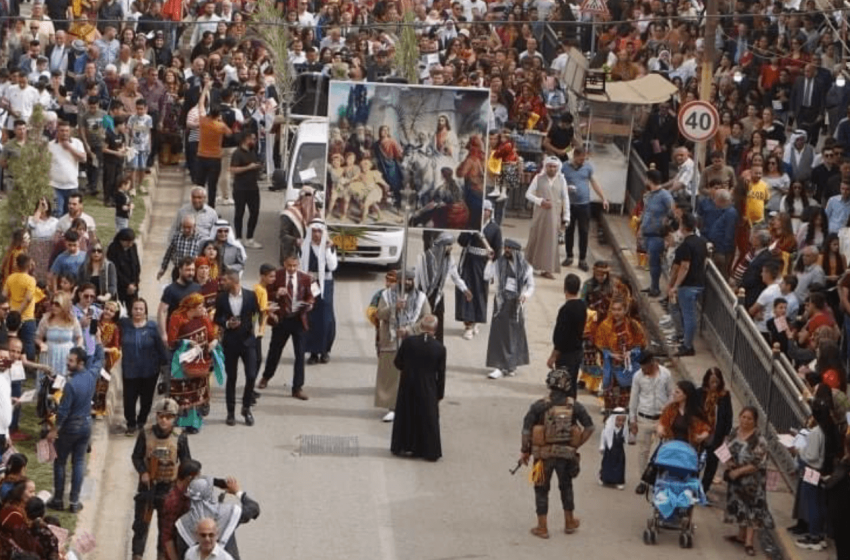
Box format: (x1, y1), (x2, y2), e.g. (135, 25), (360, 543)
(75, 163), (191, 560)
(600, 212), (828, 560)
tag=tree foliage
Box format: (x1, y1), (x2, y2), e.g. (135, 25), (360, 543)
(0, 105), (52, 246)
(395, 7), (420, 84)
(250, 1), (296, 106)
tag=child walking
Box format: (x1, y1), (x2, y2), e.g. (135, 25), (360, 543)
(103, 115), (127, 207)
(127, 98), (153, 195)
(114, 174), (134, 232)
(599, 407), (628, 489)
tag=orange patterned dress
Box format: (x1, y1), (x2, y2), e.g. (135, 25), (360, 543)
(92, 318), (121, 416)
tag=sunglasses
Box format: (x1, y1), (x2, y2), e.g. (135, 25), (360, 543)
(92, 248), (103, 253)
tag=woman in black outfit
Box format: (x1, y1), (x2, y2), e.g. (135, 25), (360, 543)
(697, 367), (733, 493)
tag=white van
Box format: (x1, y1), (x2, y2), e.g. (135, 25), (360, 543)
(280, 117), (404, 268)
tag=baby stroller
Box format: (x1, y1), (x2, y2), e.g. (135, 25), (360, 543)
(642, 440), (706, 548)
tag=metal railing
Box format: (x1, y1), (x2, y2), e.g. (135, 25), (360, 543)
(700, 259), (811, 490)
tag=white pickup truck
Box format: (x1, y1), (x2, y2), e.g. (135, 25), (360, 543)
(279, 117), (404, 268)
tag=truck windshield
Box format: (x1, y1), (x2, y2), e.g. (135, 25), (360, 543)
(293, 143), (327, 190)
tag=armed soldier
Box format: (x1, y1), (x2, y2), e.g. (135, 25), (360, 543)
(131, 398), (192, 560)
(519, 368), (594, 539)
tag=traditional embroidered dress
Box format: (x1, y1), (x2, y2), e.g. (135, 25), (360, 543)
(167, 298), (221, 431)
(92, 317), (120, 416)
(595, 315), (645, 410)
(578, 272), (620, 392)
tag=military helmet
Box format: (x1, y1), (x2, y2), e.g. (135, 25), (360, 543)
(546, 368), (572, 392)
(155, 398), (179, 416)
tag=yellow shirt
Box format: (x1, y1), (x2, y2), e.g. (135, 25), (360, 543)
(745, 180), (769, 224)
(254, 283), (269, 336)
(4, 272), (37, 320)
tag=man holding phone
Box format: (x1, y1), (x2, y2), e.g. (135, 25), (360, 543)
(257, 252), (314, 401)
(215, 269), (261, 426)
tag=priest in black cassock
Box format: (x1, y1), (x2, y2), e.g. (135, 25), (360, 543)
(390, 315), (446, 462)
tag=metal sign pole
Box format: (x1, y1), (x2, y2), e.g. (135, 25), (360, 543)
(397, 181), (414, 350)
(590, 15), (596, 56)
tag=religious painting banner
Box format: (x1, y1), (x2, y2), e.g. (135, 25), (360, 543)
(323, 81), (491, 231)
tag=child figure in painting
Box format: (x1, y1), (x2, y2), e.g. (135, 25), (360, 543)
(350, 157), (389, 223)
(599, 407), (628, 489)
(327, 152), (350, 219)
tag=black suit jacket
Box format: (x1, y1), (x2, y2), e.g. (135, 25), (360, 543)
(215, 289), (259, 349)
(790, 75), (826, 117)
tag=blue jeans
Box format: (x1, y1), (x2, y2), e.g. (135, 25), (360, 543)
(799, 471), (826, 536)
(53, 420), (91, 504)
(644, 236), (665, 292)
(19, 319), (36, 360)
(54, 188), (75, 217)
(676, 286), (703, 349)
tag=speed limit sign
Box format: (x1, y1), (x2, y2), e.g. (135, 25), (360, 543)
(677, 100), (719, 143)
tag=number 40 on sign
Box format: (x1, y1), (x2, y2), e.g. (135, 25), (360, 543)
(677, 100), (719, 143)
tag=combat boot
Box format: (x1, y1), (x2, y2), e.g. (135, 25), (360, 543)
(530, 514), (549, 539)
(564, 510), (580, 534)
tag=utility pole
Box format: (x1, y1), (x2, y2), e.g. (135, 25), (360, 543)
(693, 0), (719, 209)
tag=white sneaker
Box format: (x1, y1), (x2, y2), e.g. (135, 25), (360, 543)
(244, 239), (264, 249)
(473, 324), (480, 335)
(506, 370), (517, 377)
(382, 411), (395, 422)
(223, 197), (235, 206)
(488, 369), (504, 379)
(462, 328), (473, 340)
(617, 484), (625, 490)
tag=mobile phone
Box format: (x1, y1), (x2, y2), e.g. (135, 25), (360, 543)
(89, 318), (99, 335)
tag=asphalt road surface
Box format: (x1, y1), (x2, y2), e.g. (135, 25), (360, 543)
(93, 177), (753, 560)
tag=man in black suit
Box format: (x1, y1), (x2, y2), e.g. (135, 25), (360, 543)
(215, 269), (260, 426)
(642, 102), (677, 181)
(790, 63), (826, 145)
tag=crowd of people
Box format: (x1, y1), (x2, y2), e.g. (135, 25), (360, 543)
(1, 0), (850, 556)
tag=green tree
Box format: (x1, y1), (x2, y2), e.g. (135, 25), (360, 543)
(251, 1), (296, 110)
(395, 9), (420, 84)
(1, 105), (52, 246)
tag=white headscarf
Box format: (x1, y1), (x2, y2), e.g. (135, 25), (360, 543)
(300, 219), (331, 296)
(783, 130), (807, 164)
(210, 219), (247, 263)
(544, 155), (562, 167)
(175, 477), (242, 548)
(600, 408), (628, 452)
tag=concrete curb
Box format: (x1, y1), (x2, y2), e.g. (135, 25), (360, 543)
(598, 213), (803, 560)
(74, 161), (161, 544)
